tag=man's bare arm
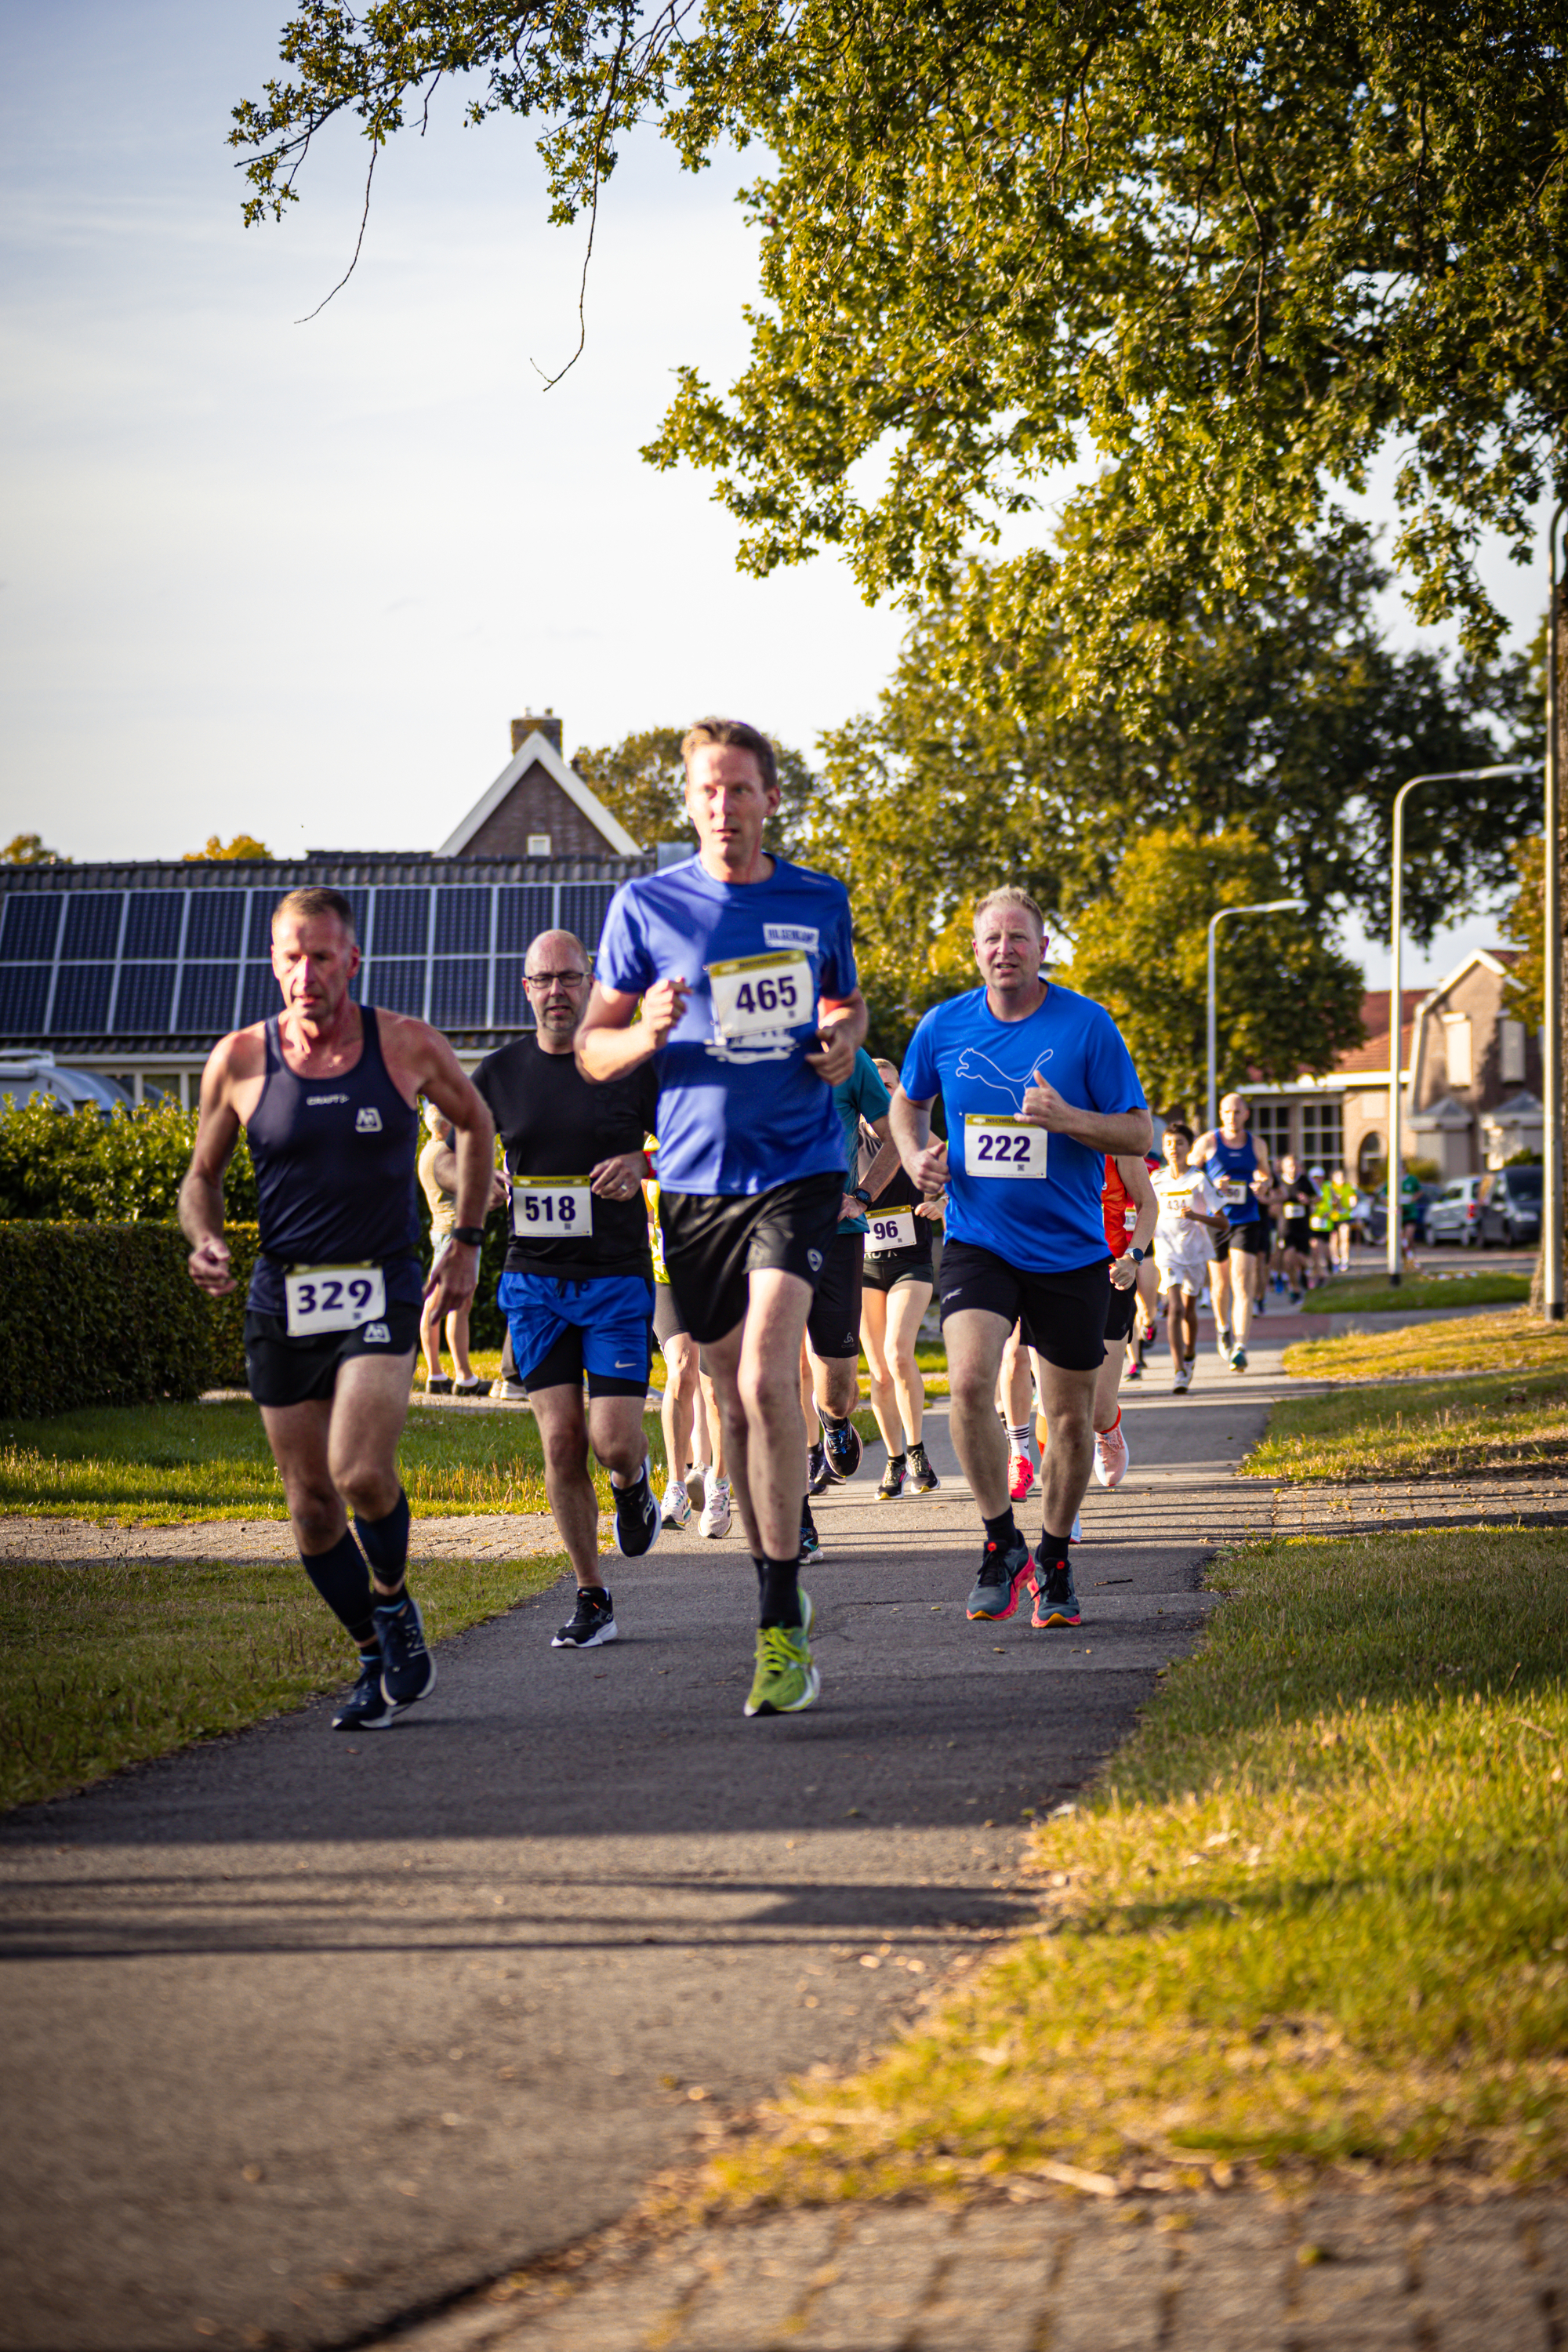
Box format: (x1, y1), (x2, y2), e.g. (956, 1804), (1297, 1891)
(1019, 1076), (1152, 1158)
(860, 1113), (902, 1203)
(889, 1086), (949, 1196)
(575, 978), (688, 1083)
(180, 1040), (245, 1296)
(804, 988), (869, 1087)
(1117, 1152), (1160, 1257)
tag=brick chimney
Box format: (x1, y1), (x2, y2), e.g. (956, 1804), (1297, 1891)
(511, 710), (562, 755)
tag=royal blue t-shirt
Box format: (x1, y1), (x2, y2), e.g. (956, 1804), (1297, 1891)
(900, 984), (1145, 1272)
(833, 1048), (892, 1235)
(595, 854), (858, 1196)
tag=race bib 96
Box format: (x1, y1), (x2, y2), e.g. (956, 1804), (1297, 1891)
(865, 1207), (919, 1253)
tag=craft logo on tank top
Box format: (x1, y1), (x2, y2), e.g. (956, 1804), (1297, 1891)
(355, 1107), (383, 1134)
(307, 1093), (347, 1106)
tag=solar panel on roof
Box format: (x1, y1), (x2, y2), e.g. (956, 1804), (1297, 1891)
(122, 893), (184, 961)
(559, 883), (616, 953)
(1, 895), (64, 959)
(245, 896), (274, 957)
(371, 889), (429, 959)
(61, 894), (123, 959)
(430, 960), (488, 1029)
(240, 966), (278, 1025)
(434, 887), (490, 956)
(52, 965), (114, 1032)
(0, 966), (51, 1033)
(368, 960), (425, 1017)
(495, 886), (553, 953)
(176, 964), (239, 1031)
(185, 893), (246, 960)
(112, 963), (176, 1030)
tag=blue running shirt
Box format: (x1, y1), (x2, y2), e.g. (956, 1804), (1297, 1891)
(595, 855), (858, 1196)
(1205, 1130), (1262, 1223)
(900, 985), (1145, 1272)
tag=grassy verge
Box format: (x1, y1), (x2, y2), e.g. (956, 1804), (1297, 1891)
(1285, 1307), (1568, 1387)
(0, 1399), (663, 1523)
(1299, 1269), (1530, 1315)
(703, 1530), (1568, 2203)
(0, 1549), (565, 1810)
(1245, 1367), (1568, 1483)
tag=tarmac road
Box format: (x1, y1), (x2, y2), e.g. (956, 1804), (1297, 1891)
(0, 1334), (1304, 2352)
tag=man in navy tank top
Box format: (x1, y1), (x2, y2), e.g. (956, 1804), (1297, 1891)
(578, 718), (868, 1722)
(180, 887), (496, 1733)
(1190, 1091), (1275, 1371)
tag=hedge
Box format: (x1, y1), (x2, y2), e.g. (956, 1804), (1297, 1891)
(0, 1096), (258, 1224)
(0, 1223), (260, 1420)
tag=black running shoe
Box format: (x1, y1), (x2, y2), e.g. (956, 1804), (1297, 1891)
(807, 1441), (833, 1497)
(877, 1454), (907, 1501)
(821, 1416), (863, 1482)
(965, 1531), (1033, 1621)
(332, 1653), (402, 1731)
(612, 1461), (662, 1559)
(799, 1502), (823, 1564)
(374, 1592), (437, 1708)
(551, 1586), (619, 1649)
(907, 1442), (940, 1494)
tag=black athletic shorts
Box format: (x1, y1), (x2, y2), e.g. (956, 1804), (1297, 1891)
(938, 1240), (1110, 1373)
(244, 1303), (421, 1408)
(1282, 1218), (1311, 1253)
(807, 1230), (865, 1359)
(1227, 1217), (1270, 1257)
(652, 1281), (688, 1346)
(659, 1171), (843, 1347)
(862, 1243), (935, 1294)
(1103, 1279), (1138, 1345)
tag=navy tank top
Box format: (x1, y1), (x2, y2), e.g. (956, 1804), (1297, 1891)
(245, 1005), (423, 1316)
(1206, 1129), (1261, 1224)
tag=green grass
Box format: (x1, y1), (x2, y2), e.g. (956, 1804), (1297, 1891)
(0, 1399), (663, 1523)
(0, 1549), (566, 1809)
(702, 1530), (1568, 2205)
(1245, 1368), (1568, 1483)
(1299, 1269), (1530, 1315)
(1285, 1307), (1568, 1388)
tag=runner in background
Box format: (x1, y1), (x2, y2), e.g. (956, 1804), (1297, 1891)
(1307, 1164), (1334, 1287)
(1326, 1165), (1357, 1272)
(1151, 1123), (1228, 1392)
(1271, 1152), (1316, 1301)
(858, 1054), (942, 1497)
(646, 1138), (731, 1536)
(417, 1100), (487, 1396)
(999, 1322), (1038, 1502)
(1192, 1091), (1273, 1370)
(1089, 1151), (1158, 1488)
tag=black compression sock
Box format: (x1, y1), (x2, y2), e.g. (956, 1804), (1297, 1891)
(758, 1554), (803, 1628)
(1040, 1529), (1074, 1562)
(983, 1507), (1018, 1550)
(300, 1531), (376, 1646)
(356, 1489), (411, 1591)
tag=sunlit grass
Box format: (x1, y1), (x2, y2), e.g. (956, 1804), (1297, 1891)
(1299, 1269), (1530, 1315)
(0, 1549), (566, 1810)
(1284, 1307), (1568, 1385)
(1244, 1368), (1568, 1483)
(0, 1399), (661, 1523)
(700, 1530), (1568, 2206)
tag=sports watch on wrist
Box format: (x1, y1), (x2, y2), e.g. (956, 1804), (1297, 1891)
(452, 1225), (486, 1247)
(851, 1185), (873, 1206)
(1130, 1246), (1145, 1262)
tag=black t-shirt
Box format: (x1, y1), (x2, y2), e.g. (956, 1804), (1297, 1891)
(1278, 1178), (1316, 1226)
(473, 1035), (659, 1281)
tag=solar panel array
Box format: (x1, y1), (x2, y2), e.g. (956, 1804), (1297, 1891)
(0, 880), (622, 1039)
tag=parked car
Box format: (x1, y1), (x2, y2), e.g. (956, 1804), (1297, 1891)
(1478, 1163), (1542, 1249)
(1423, 1174), (1486, 1247)
(0, 1052), (131, 1114)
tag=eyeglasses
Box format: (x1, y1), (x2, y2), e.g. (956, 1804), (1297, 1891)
(524, 971), (588, 988)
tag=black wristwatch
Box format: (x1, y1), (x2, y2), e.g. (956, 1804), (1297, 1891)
(451, 1225), (486, 1247)
(851, 1185), (873, 1207)
(1130, 1246), (1145, 1263)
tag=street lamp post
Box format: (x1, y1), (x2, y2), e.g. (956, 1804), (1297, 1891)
(1386, 764), (1542, 1288)
(1207, 900), (1306, 1134)
(1545, 500), (1566, 1320)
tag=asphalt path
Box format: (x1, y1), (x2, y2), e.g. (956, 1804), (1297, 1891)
(0, 1334), (1306, 2352)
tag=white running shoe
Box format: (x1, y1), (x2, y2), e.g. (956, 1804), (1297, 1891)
(1071, 1510), (1083, 1544)
(1215, 1323), (1233, 1360)
(699, 1473), (732, 1539)
(1173, 1362), (1192, 1392)
(660, 1478), (692, 1530)
(1094, 1412), (1131, 1489)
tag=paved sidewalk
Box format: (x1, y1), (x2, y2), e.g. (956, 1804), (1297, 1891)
(387, 2186), (1568, 2352)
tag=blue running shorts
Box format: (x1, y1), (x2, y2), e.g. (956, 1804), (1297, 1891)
(498, 1270), (654, 1397)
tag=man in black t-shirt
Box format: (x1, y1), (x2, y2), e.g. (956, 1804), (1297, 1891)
(444, 929), (660, 1650)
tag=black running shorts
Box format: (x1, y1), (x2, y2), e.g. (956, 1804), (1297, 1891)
(1226, 1218), (1270, 1257)
(1103, 1278), (1138, 1345)
(861, 1244), (935, 1295)
(652, 1281), (688, 1346)
(806, 1230), (865, 1359)
(244, 1303), (421, 1408)
(938, 1240), (1110, 1373)
(659, 1171), (843, 1347)
(1281, 1218), (1311, 1254)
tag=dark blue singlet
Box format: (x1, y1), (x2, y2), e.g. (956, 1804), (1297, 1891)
(1206, 1129), (1261, 1224)
(245, 1005), (423, 1318)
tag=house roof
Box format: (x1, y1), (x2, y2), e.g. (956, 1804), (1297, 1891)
(436, 727), (641, 859)
(1334, 991), (1423, 1082)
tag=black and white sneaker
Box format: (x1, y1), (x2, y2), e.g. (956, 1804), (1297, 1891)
(552, 1586), (619, 1649)
(821, 1416), (863, 1482)
(906, 1442), (940, 1494)
(374, 1592), (437, 1708)
(807, 1442), (833, 1497)
(612, 1460), (662, 1558)
(799, 1502), (823, 1564)
(332, 1653), (403, 1731)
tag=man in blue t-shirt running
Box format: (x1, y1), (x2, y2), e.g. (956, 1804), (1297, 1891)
(891, 887), (1150, 1633)
(577, 717), (868, 1722)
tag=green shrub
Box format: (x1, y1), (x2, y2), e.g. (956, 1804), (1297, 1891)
(0, 1097), (257, 1222)
(0, 1222), (261, 1417)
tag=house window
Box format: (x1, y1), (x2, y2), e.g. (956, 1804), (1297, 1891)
(1443, 1012), (1473, 1087)
(526, 833), (552, 857)
(1251, 1101), (1291, 1161)
(1358, 1131), (1384, 1183)
(1501, 1018), (1526, 1084)
(1300, 1101), (1343, 1171)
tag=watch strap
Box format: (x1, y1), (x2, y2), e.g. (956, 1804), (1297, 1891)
(451, 1225), (486, 1247)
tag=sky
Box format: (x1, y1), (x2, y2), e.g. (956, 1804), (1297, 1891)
(0, 0), (1552, 993)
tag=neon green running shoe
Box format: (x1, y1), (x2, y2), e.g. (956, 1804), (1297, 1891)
(743, 1594), (819, 1717)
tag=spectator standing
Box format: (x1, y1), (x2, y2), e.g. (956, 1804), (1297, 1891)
(417, 1100), (485, 1395)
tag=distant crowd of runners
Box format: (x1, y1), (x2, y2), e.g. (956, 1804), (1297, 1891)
(179, 718), (1358, 1730)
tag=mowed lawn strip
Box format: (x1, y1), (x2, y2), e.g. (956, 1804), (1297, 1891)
(0, 1399), (666, 1523)
(1298, 1269), (1530, 1315)
(1254, 1312), (1568, 1483)
(0, 1550), (566, 1811)
(701, 1530), (1568, 2208)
